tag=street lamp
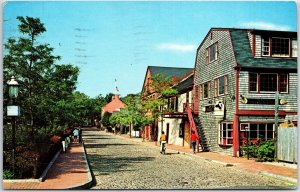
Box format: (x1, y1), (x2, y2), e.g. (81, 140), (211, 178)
(7, 76), (20, 178)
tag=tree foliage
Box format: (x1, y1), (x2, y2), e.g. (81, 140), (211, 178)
(3, 16), (79, 132)
(142, 74), (178, 119)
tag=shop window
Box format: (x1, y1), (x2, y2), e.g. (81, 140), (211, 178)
(240, 123), (274, 143)
(219, 123), (233, 146)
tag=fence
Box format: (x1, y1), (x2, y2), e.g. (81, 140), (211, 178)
(277, 126), (297, 163)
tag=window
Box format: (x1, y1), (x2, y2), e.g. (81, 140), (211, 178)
(272, 37), (289, 57)
(261, 36), (296, 57)
(206, 43), (218, 64)
(168, 97), (178, 112)
(260, 74), (277, 92)
(240, 123), (274, 143)
(292, 39), (298, 57)
(249, 73), (258, 92)
(249, 73), (289, 93)
(219, 123), (233, 145)
(214, 75), (228, 96)
(262, 37), (270, 56)
(202, 81), (211, 99)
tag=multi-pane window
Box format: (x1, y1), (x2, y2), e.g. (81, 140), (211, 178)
(272, 37), (289, 57)
(219, 123), (233, 145)
(249, 73), (258, 92)
(262, 37), (270, 56)
(200, 81), (211, 99)
(206, 43), (218, 64)
(261, 37), (296, 57)
(249, 73), (288, 93)
(279, 74), (288, 93)
(214, 75), (228, 96)
(168, 97), (178, 112)
(240, 123), (274, 143)
(260, 74), (277, 92)
(204, 82), (211, 99)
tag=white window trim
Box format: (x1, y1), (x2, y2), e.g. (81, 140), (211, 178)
(219, 123), (233, 146)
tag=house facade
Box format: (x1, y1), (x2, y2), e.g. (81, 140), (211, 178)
(157, 71), (194, 147)
(194, 28), (298, 156)
(141, 66), (193, 141)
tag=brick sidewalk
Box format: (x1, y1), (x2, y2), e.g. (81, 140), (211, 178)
(3, 142), (93, 190)
(118, 134), (298, 184)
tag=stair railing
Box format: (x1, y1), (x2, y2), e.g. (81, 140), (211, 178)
(184, 103), (199, 152)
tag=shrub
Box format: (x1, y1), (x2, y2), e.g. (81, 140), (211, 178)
(3, 169), (14, 179)
(257, 140), (275, 162)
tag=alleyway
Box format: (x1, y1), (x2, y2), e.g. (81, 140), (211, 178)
(83, 130), (295, 189)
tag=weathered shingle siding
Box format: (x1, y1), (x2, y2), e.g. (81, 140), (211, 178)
(248, 32), (253, 54)
(239, 72), (298, 111)
(255, 35), (262, 57)
(195, 30), (236, 154)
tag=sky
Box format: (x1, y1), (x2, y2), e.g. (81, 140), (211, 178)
(3, 1), (298, 98)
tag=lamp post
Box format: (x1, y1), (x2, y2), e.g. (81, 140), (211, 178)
(7, 76), (20, 178)
(245, 126), (250, 160)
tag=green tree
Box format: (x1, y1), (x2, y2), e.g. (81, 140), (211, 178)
(110, 93), (152, 138)
(3, 16), (79, 136)
(142, 74), (178, 141)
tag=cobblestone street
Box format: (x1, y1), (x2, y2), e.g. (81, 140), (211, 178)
(83, 130), (295, 190)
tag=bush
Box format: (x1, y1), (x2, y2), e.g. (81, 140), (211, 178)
(3, 169), (14, 179)
(257, 140), (275, 162)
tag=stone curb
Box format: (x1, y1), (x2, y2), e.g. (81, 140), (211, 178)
(39, 149), (62, 182)
(67, 142), (94, 189)
(259, 171), (298, 184)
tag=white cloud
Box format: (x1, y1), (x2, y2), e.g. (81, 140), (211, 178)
(157, 43), (196, 52)
(240, 21), (291, 31)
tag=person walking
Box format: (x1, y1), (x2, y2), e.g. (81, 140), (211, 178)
(159, 131), (167, 154)
(78, 128), (82, 143)
(73, 128), (79, 143)
(191, 130), (198, 154)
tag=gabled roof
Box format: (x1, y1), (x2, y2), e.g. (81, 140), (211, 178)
(102, 94), (126, 114)
(229, 29), (297, 69)
(148, 66), (193, 78)
(141, 66), (194, 94)
(195, 28), (297, 71)
(173, 73), (193, 93)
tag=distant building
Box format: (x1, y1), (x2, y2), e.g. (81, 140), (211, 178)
(101, 94), (126, 115)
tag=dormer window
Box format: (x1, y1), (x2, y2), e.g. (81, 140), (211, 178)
(261, 36), (297, 58)
(272, 37), (289, 57)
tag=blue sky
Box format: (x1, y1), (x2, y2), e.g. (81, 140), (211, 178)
(3, 1), (298, 98)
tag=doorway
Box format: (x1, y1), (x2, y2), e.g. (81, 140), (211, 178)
(166, 123), (169, 143)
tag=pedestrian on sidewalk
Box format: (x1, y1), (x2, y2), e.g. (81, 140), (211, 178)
(73, 128), (79, 143)
(191, 131), (198, 154)
(160, 131), (167, 154)
(78, 128), (82, 143)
